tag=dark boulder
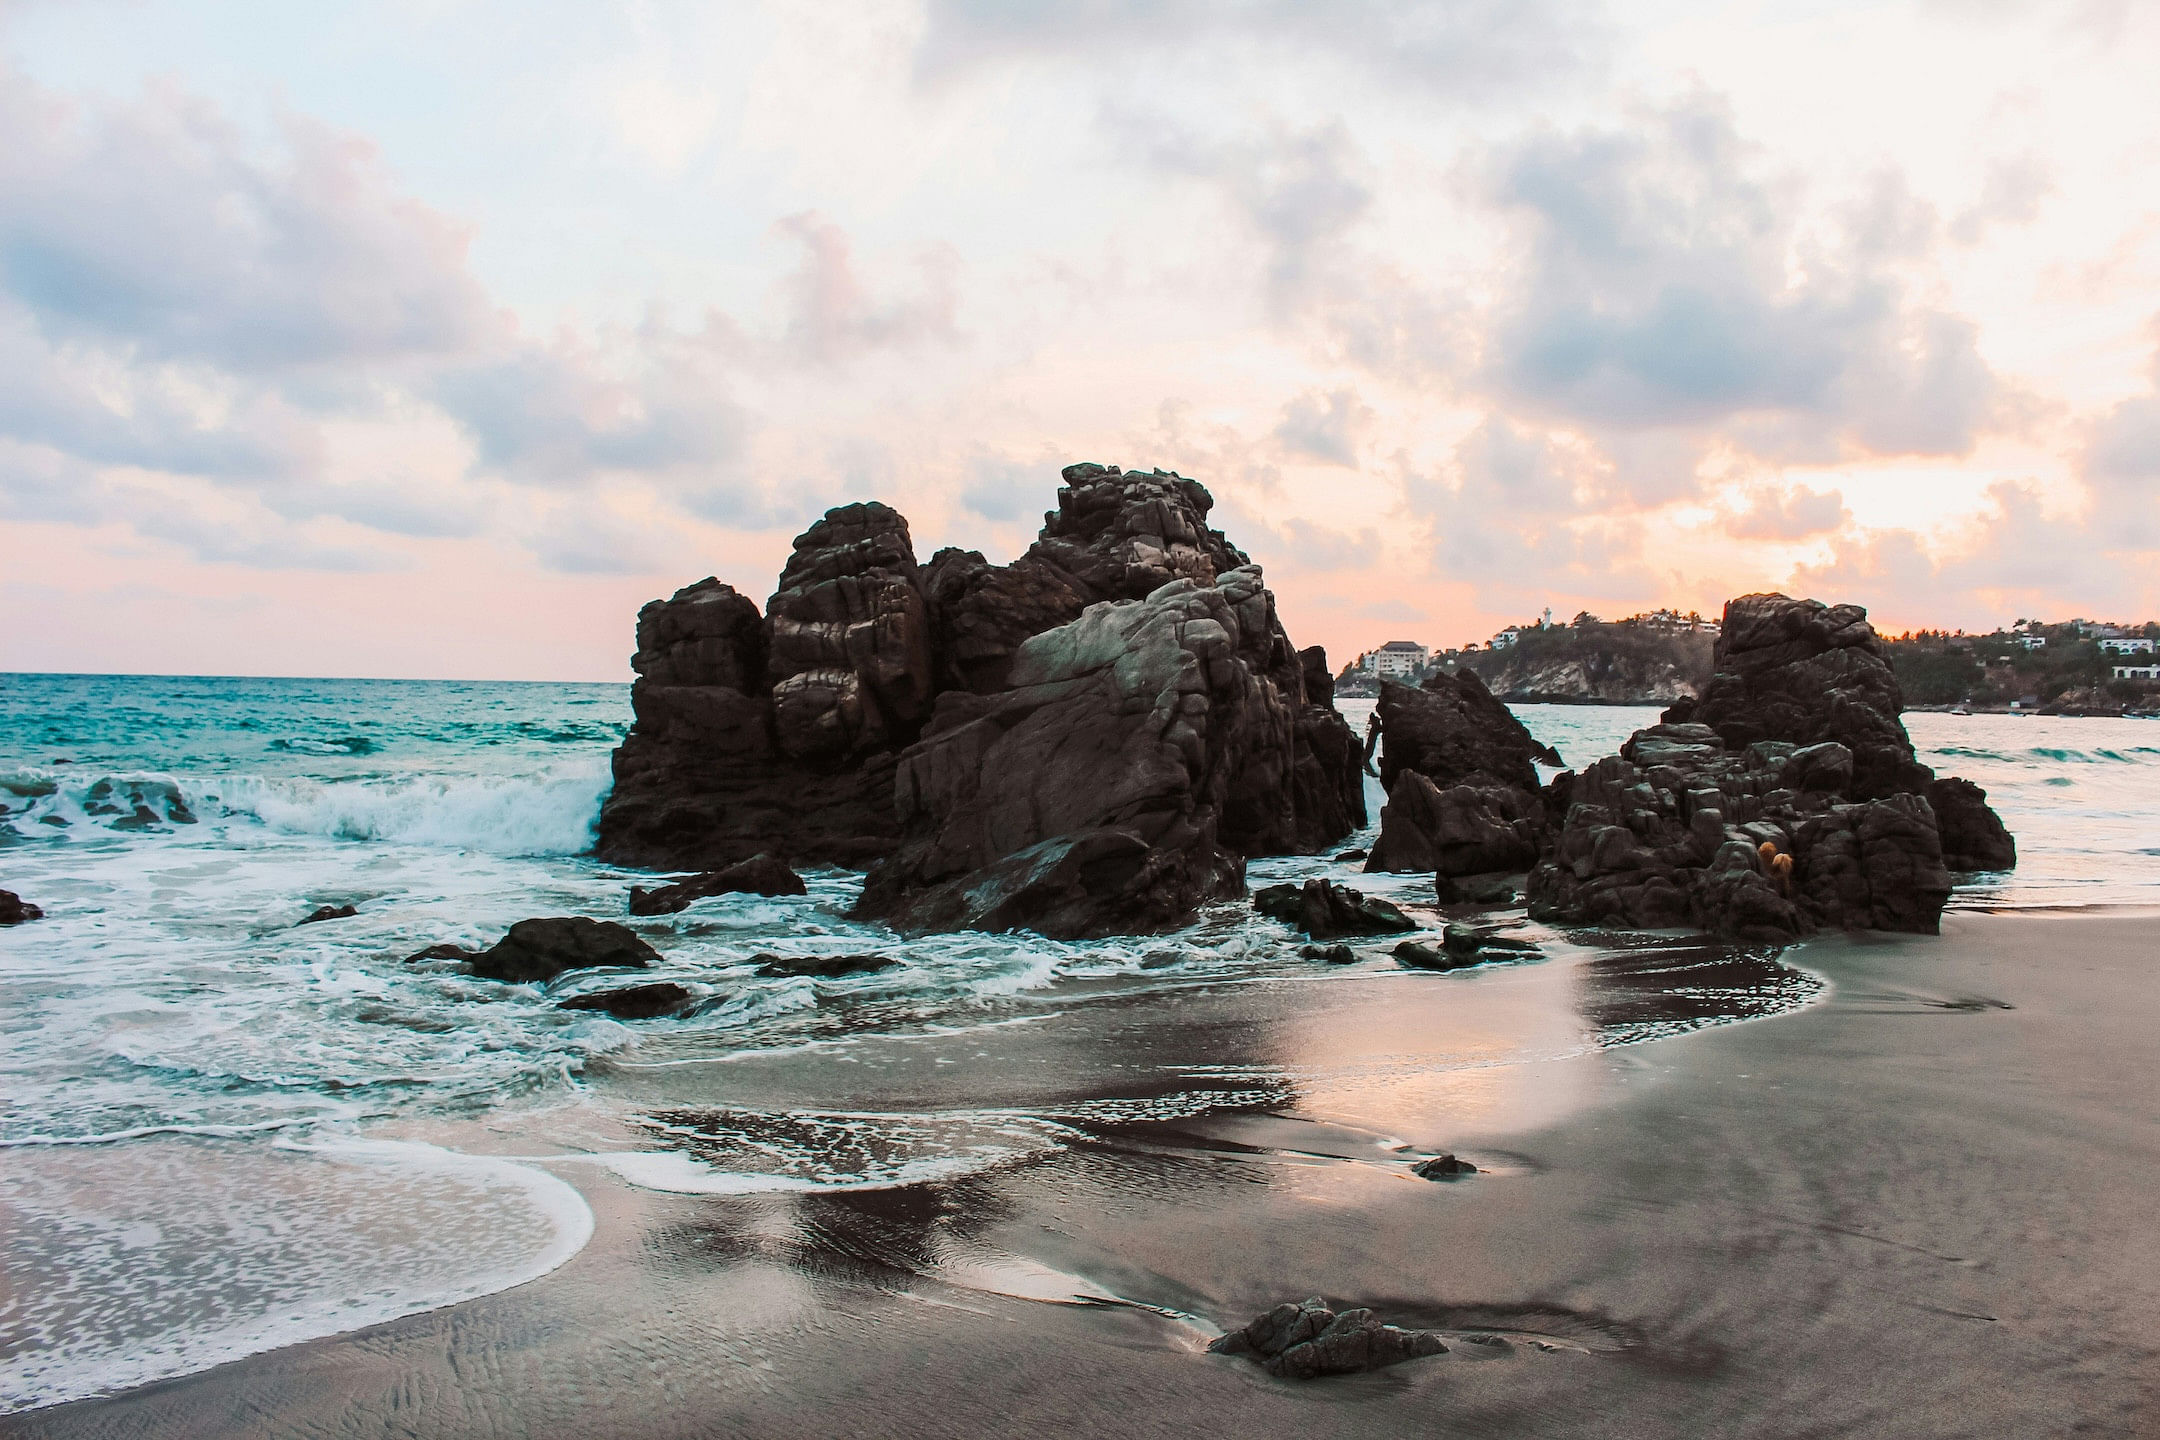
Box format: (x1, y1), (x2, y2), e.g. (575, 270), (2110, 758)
(297, 903), (357, 926)
(404, 942), (477, 964)
(1443, 922), (1542, 957)
(1393, 939), (1477, 971)
(1665, 593), (1930, 799)
(1928, 776), (2017, 871)
(1412, 1153), (1478, 1179)
(1209, 1298), (1448, 1378)
(1433, 871), (1521, 907)
(857, 573), (1288, 938)
(0, 889), (43, 925)
(1256, 878), (1415, 939)
(1376, 673), (1559, 793)
(557, 982), (693, 1018)
(753, 952), (899, 978)
(596, 465), (1366, 901)
(1334, 848), (1368, 862)
(1300, 942), (1358, 963)
(628, 853), (807, 915)
(467, 918), (659, 984)
(1367, 771), (1545, 876)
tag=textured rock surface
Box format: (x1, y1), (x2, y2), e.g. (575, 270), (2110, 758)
(556, 982), (693, 1018)
(627, 854), (807, 916)
(1928, 776), (2018, 871)
(596, 465), (1365, 922)
(467, 918), (658, 984)
(1367, 672), (1559, 876)
(856, 573), (1284, 937)
(1209, 1298), (1449, 1378)
(1254, 879), (1416, 939)
(1527, 596), (2013, 941)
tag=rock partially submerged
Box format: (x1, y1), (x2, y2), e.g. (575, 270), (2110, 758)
(1, 889), (45, 925)
(1528, 595), (2007, 939)
(557, 982), (693, 1018)
(1412, 1153), (1478, 1179)
(1210, 1298), (1449, 1378)
(1367, 673), (1560, 877)
(1299, 942), (1358, 963)
(1928, 775), (2017, 871)
(752, 952), (898, 978)
(297, 903), (357, 926)
(628, 853), (807, 916)
(1254, 879), (1417, 939)
(466, 918), (659, 984)
(1395, 925), (1542, 971)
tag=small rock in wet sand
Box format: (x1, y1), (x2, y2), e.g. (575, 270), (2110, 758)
(1300, 943), (1358, 963)
(298, 904), (358, 926)
(753, 952), (898, 979)
(1210, 1297), (1448, 1378)
(1, 889), (45, 925)
(467, 918), (659, 984)
(557, 982), (694, 1019)
(1393, 940), (1477, 972)
(1255, 879), (1416, 939)
(628, 853), (807, 916)
(1412, 1153), (1478, 1180)
(1442, 922), (1542, 958)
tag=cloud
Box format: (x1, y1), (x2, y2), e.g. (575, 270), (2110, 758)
(916, 0), (1604, 97)
(0, 74), (491, 371)
(1483, 98), (2006, 463)
(1273, 387), (1371, 467)
(773, 212), (961, 365)
(957, 455), (1039, 523)
(1725, 483), (1850, 540)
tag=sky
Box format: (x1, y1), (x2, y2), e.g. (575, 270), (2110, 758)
(3, 0), (2159, 680)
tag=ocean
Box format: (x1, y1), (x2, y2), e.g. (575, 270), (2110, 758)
(1, 673), (2149, 1413)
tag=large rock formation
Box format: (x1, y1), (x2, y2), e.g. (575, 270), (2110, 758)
(1365, 672), (1561, 875)
(595, 465), (1366, 933)
(1527, 595), (2011, 940)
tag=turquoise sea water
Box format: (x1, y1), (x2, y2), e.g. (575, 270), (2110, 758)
(0, 674), (2149, 1411)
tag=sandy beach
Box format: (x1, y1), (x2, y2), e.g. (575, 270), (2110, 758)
(8, 908), (2154, 1439)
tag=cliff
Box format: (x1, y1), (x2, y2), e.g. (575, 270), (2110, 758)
(1456, 620), (1714, 704)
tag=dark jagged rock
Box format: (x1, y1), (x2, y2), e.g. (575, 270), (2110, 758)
(1433, 871), (1520, 907)
(1412, 1153), (1478, 1179)
(1662, 594), (1931, 799)
(1366, 771), (1546, 876)
(857, 572), (1286, 938)
(1334, 848), (1368, 862)
(557, 982), (693, 1018)
(628, 854), (807, 916)
(1299, 942), (1357, 963)
(765, 502), (936, 763)
(0, 889), (43, 925)
(1209, 1298), (1448, 1378)
(1376, 674), (1561, 793)
(404, 942), (476, 964)
(1255, 878), (1415, 939)
(1529, 595), (2008, 941)
(1367, 674), (1558, 879)
(597, 466), (1367, 924)
(297, 903), (357, 926)
(752, 952), (898, 978)
(467, 918), (658, 984)
(1928, 776), (2017, 871)
(1393, 939), (1477, 971)
(1443, 922), (1542, 957)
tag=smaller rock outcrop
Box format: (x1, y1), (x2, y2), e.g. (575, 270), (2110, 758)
(297, 903), (357, 926)
(1300, 942), (1357, 963)
(466, 918), (659, 984)
(1254, 879), (1416, 939)
(752, 953), (898, 978)
(1927, 776), (2017, 871)
(1367, 673), (1560, 877)
(557, 982), (693, 1018)
(1210, 1299), (1449, 1379)
(1412, 1153), (1478, 1179)
(628, 854), (807, 915)
(2, 889), (46, 925)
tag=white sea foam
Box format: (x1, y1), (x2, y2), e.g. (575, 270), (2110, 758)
(0, 1137), (594, 1415)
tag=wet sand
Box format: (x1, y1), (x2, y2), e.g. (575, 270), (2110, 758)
(10, 911), (2158, 1438)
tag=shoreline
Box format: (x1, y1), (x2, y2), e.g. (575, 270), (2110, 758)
(11, 908), (2157, 1437)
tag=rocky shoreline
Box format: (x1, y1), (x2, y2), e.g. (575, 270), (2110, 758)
(595, 463), (2012, 949)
